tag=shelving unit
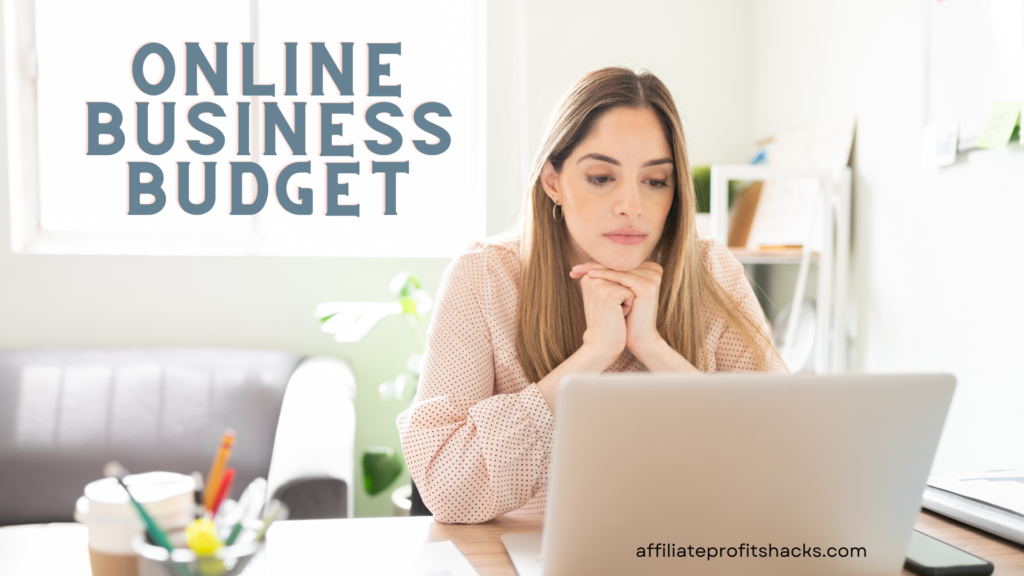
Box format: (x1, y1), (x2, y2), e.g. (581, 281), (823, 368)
(709, 164), (852, 373)
(727, 247), (817, 265)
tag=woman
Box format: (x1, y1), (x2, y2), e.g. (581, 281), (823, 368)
(396, 66), (787, 524)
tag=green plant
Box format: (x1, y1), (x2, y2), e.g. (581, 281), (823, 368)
(316, 272), (433, 497)
(691, 165), (714, 213)
(691, 165), (751, 213)
(362, 447), (404, 497)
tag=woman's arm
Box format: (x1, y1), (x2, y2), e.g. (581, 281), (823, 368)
(397, 247), (633, 523)
(629, 337), (701, 372)
(534, 336), (620, 415)
(397, 250), (541, 524)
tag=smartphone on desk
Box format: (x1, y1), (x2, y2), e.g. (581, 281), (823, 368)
(905, 530), (994, 576)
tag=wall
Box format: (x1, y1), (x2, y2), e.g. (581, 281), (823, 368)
(749, 0), (1024, 473)
(0, 0), (755, 516)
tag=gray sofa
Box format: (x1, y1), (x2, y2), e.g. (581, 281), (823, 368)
(0, 347), (356, 526)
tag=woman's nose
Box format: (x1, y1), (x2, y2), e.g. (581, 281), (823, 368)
(615, 181), (643, 219)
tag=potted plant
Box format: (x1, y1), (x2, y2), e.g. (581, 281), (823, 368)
(315, 272), (432, 513)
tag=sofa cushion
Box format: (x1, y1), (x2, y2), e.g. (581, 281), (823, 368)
(0, 348), (301, 526)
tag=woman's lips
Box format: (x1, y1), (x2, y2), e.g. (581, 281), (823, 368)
(604, 229), (647, 246)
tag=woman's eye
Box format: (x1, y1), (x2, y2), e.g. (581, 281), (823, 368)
(646, 180), (669, 189)
(586, 175), (612, 185)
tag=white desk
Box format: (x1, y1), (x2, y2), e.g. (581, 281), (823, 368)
(2, 511), (1023, 575)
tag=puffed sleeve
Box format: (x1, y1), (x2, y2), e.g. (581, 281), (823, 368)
(395, 247), (555, 524)
(700, 238), (789, 374)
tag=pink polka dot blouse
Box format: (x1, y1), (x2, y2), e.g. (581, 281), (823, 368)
(396, 236), (787, 524)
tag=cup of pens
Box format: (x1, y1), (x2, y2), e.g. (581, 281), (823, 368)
(131, 510), (281, 576)
(86, 429), (287, 576)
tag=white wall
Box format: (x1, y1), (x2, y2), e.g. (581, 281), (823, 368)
(490, 0), (754, 234)
(521, 1), (753, 165)
(0, 0), (755, 516)
(749, 0), (1024, 473)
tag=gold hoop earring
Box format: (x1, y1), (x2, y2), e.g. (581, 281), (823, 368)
(552, 203), (564, 222)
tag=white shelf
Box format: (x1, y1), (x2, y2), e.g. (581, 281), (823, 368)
(729, 247), (818, 265)
(711, 164), (852, 374)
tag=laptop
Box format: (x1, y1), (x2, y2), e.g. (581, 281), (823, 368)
(502, 373), (955, 576)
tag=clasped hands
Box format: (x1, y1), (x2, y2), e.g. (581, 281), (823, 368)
(569, 260), (666, 366)
(535, 259), (695, 413)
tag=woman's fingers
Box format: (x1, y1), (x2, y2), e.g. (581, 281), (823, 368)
(569, 261), (608, 279)
(586, 268), (658, 295)
(573, 262), (660, 318)
(577, 261), (666, 359)
(636, 261), (664, 274)
(581, 275), (634, 302)
(618, 285), (635, 317)
(581, 276), (634, 315)
(573, 261), (663, 283)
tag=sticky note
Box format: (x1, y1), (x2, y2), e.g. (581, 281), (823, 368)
(973, 102), (1021, 149)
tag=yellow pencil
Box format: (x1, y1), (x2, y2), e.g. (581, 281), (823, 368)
(203, 429), (236, 510)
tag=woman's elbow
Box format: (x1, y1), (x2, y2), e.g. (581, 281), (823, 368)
(430, 505), (500, 525)
(417, 476), (502, 524)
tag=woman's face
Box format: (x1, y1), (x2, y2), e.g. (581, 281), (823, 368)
(541, 106), (676, 272)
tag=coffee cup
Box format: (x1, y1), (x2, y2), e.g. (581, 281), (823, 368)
(74, 472), (195, 576)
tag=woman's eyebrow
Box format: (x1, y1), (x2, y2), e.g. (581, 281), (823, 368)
(642, 157), (673, 167)
(576, 152), (673, 168)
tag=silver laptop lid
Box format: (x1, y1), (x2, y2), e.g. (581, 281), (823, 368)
(541, 373), (955, 576)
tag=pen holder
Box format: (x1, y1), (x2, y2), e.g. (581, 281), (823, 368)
(131, 524), (263, 576)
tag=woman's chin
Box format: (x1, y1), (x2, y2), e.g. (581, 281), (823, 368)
(593, 252), (648, 272)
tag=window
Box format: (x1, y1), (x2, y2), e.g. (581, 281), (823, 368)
(5, 0), (486, 256)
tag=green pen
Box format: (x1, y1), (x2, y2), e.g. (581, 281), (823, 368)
(228, 499), (284, 547)
(224, 477), (267, 546)
(103, 461), (176, 551)
(225, 521), (245, 546)
(253, 500), (288, 544)
(104, 462), (196, 576)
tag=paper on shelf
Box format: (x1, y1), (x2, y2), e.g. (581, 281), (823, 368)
(744, 115), (855, 251)
(973, 102), (1021, 149)
(411, 540), (480, 576)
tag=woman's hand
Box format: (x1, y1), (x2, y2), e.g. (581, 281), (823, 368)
(572, 261), (665, 359)
(539, 260), (696, 415)
(570, 268), (634, 364)
(535, 269), (634, 414)
(570, 262), (697, 373)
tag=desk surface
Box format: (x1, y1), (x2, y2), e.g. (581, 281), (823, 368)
(2, 510), (1023, 575)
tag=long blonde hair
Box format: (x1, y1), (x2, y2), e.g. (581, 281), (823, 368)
(514, 66), (783, 382)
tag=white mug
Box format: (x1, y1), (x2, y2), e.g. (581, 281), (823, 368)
(74, 472), (195, 576)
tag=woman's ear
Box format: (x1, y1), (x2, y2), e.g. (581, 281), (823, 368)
(540, 160), (560, 204)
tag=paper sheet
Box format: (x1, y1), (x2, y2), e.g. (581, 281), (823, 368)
(411, 540), (480, 576)
(973, 102), (1021, 148)
(501, 532), (544, 576)
(928, 470), (1024, 516)
(265, 516), (431, 574)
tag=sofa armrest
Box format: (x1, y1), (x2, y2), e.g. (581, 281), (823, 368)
(266, 356), (356, 519)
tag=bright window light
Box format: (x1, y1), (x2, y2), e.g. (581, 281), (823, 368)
(7, 0), (486, 256)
